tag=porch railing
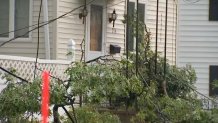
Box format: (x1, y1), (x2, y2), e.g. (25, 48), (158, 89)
(0, 55), (71, 82)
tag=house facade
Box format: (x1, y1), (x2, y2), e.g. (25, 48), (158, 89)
(0, 0), (177, 63)
(177, 0), (218, 96)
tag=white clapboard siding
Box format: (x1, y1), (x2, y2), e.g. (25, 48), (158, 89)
(147, 0), (177, 65)
(56, 0), (85, 60)
(0, 0), (55, 59)
(106, 0), (125, 57)
(56, 0), (126, 60)
(0, 0), (177, 63)
(56, 0), (177, 62)
(177, 0), (218, 96)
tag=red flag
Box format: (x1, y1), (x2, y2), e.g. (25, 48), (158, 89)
(41, 71), (50, 123)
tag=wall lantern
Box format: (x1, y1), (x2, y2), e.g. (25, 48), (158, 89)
(79, 7), (88, 24)
(109, 9), (117, 28)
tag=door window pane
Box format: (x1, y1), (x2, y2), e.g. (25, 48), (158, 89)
(15, 0), (30, 37)
(90, 5), (103, 51)
(0, 0), (9, 37)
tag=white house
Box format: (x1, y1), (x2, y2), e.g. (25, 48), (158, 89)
(177, 0), (218, 96)
(0, 0), (177, 63)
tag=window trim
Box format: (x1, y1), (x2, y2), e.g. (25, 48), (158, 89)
(209, 0), (218, 21)
(209, 65), (218, 96)
(126, 1), (146, 52)
(0, 0), (32, 42)
(86, 0), (106, 53)
(89, 4), (103, 52)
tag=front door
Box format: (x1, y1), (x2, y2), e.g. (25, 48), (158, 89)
(86, 0), (106, 61)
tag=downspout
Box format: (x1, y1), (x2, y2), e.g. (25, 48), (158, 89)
(43, 0), (51, 59)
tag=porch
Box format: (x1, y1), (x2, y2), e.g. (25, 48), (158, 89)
(0, 55), (71, 91)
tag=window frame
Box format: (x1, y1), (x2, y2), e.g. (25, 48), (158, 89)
(209, 0), (218, 21)
(0, 0), (32, 42)
(126, 1), (146, 52)
(86, 0), (106, 52)
(89, 4), (104, 52)
(85, 0), (107, 61)
(209, 65), (218, 96)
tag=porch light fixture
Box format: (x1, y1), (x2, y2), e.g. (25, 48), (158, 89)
(79, 7), (88, 24)
(109, 9), (117, 28)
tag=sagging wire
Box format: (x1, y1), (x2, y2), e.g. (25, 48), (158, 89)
(0, 66), (29, 83)
(0, 21), (46, 37)
(0, 0), (125, 38)
(36, 55), (117, 122)
(137, 71), (171, 122)
(36, 67), (78, 123)
(183, 0), (201, 4)
(0, 0), (97, 48)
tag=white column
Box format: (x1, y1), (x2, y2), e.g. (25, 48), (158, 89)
(43, 0), (50, 59)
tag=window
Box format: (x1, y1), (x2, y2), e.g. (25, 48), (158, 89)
(0, 0), (30, 38)
(0, 0), (9, 37)
(127, 2), (135, 51)
(127, 2), (145, 51)
(209, 66), (218, 96)
(209, 0), (218, 21)
(90, 5), (103, 51)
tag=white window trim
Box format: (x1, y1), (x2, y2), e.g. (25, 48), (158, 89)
(85, 0), (107, 60)
(127, 1), (147, 51)
(0, 0), (32, 42)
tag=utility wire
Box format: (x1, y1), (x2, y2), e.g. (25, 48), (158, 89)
(0, 66), (29, 83)
(0, 0), (124, 47)
(0, 21), (46, 37)
(183, 0), (201, 4)
(0, 0), (96, 48)
(138, 72), (170, 122)
(36, 67), (69, 89)
(34, 0), (43, 79)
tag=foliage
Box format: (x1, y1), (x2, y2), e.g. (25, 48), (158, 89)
(212, 79), (218, 89)
(0, 10), (217, 123)
(0, 75), (66, 122)
(62, 106), (121, 123)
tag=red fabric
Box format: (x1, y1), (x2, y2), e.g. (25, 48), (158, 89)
(41, 71), (50, 123)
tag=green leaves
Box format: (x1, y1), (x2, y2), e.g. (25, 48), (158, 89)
(74, 106), (121, 123)
(0, 80), (41, 119)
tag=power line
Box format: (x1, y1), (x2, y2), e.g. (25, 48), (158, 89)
(0, 0), (124, 42)
(0, 66), (29, 83)
(106, 0), (125, 9)
(0, 0), (96, 48)
(0, 21), (46, 37)
(183, 0), (201, 4)
(138, 72), (170, 122)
